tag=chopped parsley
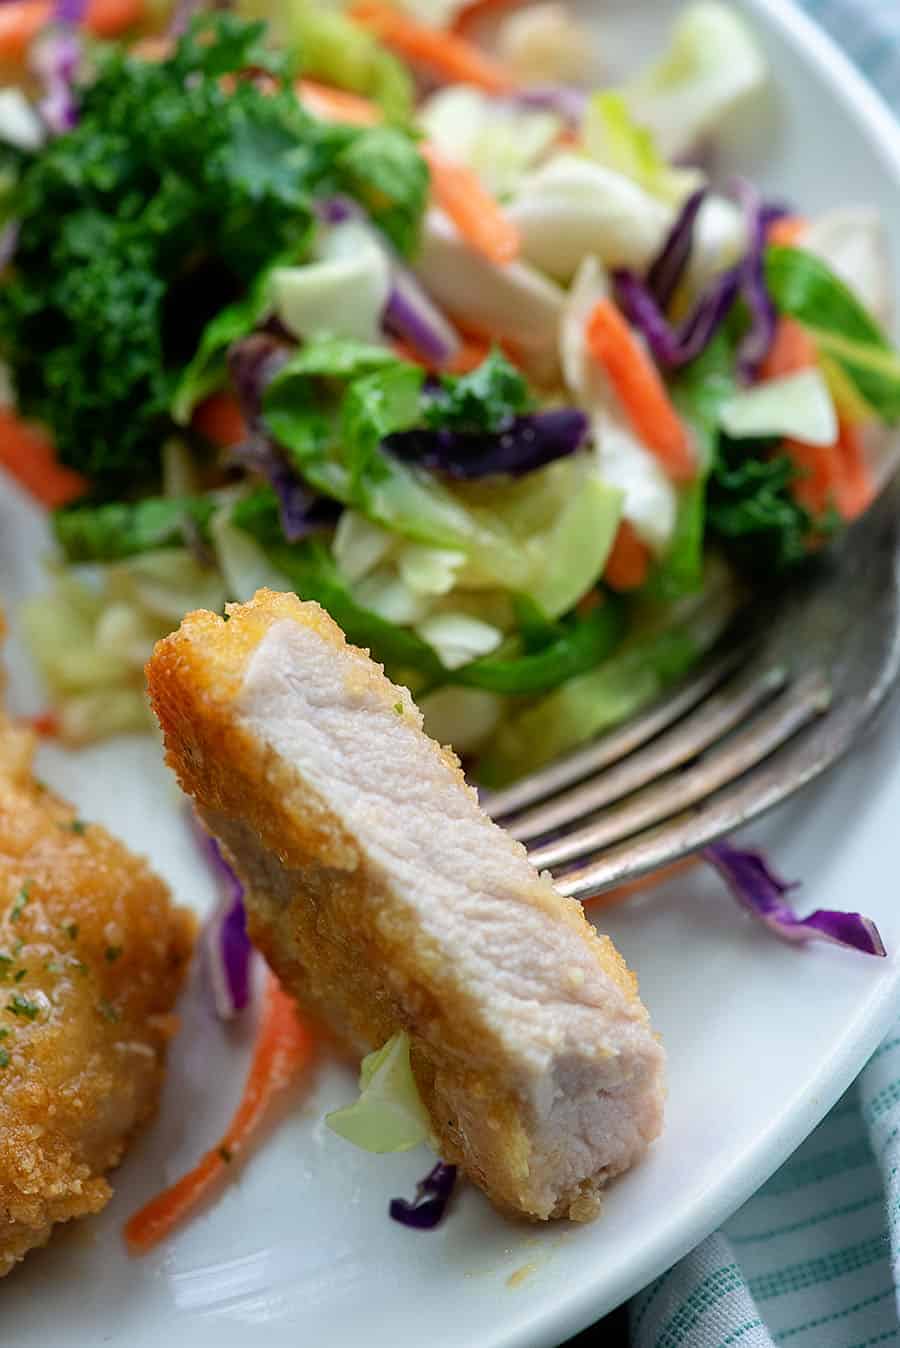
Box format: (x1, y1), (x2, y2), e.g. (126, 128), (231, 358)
(0, 954), (12, 980)
(97, 999), (120, 1023)
(68, 819), (87, 835)
(218, 1146), (233, 1164)
(0, 1049), (8, 1069)
(105, 946), (122, 963)
(9, 881), (30, 922)
(7, 994), (39, 1020)
(393, 702), (404, 715)
(13, 969), (25, 983)
(0, 1027), (8, 1038)
(63, 922), (79, 941)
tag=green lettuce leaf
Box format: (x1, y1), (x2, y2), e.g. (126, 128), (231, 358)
(765, 244), (900, 423)
(54, 495), (218, 562)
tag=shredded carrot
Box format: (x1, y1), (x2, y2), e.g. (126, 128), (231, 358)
(296, 79), (382, 127)
(603, 520), (651, 592)
(0, 408), (87, 508)
(392, 333), (492, 375)
(26, 710), (60, 738)
(0, 0), (144, 62)
(758, 316), (817, 381)
(586, 300), (696, 483)
(767, 215), (809, 248)
(452, 0), (526, 35)
(349, 0), (514, 95)
(583, 857), (701, 910)
(421, 142), (520, 265)
(191, 392), (247, 449)
(832, 420), (874, 521)
(125, 972), (315, 1255)
(783, 436), (837, 517)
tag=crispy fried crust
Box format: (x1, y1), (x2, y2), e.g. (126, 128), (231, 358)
(0, 664), (195, 1275)
(148, 590), (654, 1220)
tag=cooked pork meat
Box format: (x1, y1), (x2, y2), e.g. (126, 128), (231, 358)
(147, 589), (665, 1221)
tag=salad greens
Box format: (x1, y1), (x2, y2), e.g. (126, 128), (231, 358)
(0, 15), (427, 492)
(3, 2), (899, 779)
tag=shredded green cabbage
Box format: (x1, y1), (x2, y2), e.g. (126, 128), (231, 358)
(325, 1031), (431, 1154)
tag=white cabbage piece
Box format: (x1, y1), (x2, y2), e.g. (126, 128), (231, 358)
(507, 154), (673, 281)
(271, 220), (391, 344)
(419, 85), (561, 200)
(719, 369), (838, 447)
(413, 208), (565, 369)
(620, 2), (768, 161)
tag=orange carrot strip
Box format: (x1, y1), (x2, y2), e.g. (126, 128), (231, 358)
(603, 520), (651, 592)
(296, 79), (382, 127)
(758, 316), (817, 381)
(453, 0), (526, 36)
(26, 710), (60, 738)
(421, 142), (519, 265)
(0, 408), (87, 508)
(125, 973), (315, 1255)
(583, 857), (700, 911)
(191, 392), (248, 449)
(767, 215), (809, 248)
(349, 0), (514, 94)
(832, 420), (874, 521)
(0, 0), (144, 62)
(783, 436), (836, 517)
(586, 300), (696, 483)
(392, 333), (493, 375)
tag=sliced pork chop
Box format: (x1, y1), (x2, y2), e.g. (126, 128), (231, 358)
(147, 589), (665, 1220)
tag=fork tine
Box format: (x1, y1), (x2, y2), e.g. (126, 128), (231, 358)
(482, 645), (745, 821)
(503, 662), (787, 842)
(528, 670), (831, 871)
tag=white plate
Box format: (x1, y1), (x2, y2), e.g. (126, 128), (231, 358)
(4, 2), (900, 1344)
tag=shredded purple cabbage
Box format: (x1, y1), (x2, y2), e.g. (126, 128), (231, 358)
(384, 268), (461, 369)
(0, 221), (19, 271)
(615, 265), (740, 370)
(389, 1162), (458, 1230)
(732, 179), (778, 383)
(228, 335), (338, 542)
(704, 841), (886, 956)
(646, 187), (707, 310)
(514, 84), (587, 127)
(315, 195), (460, 368)
(616, 181), (789, 373)
(385, 407), (589, 480)
(31, 24), (82, 135)
(190, 812), (253, 1018)
(53, 0), (88, 21)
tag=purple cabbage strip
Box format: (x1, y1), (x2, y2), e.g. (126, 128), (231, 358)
(0, 221), (19, 270)
(732, 178), (778, 383)
(31, 24), (82, 135)
(646, 187), (707, 310)
(228, 335), (338, 542)
(53, 0), (88, 21)
(614, 265), (740, 371)
(704, 841), (886, 957)
(385, 407), (589, 480)
(190, 811), (253, 1018)
(315, 194), (461, 368)
(383, 268), (461, 369)
(514, 84), (587, 128)
(389, 1162), (458, 1230)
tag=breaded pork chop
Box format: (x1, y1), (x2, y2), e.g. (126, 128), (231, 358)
(0, 657), (194, 1276)
(147, 590), (665, 1222)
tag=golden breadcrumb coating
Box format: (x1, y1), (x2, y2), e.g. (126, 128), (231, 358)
(147, 590), (663, 1221)
(0, 631), (194, 1276)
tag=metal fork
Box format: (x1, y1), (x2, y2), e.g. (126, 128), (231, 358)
(483, 472), (900, 901)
